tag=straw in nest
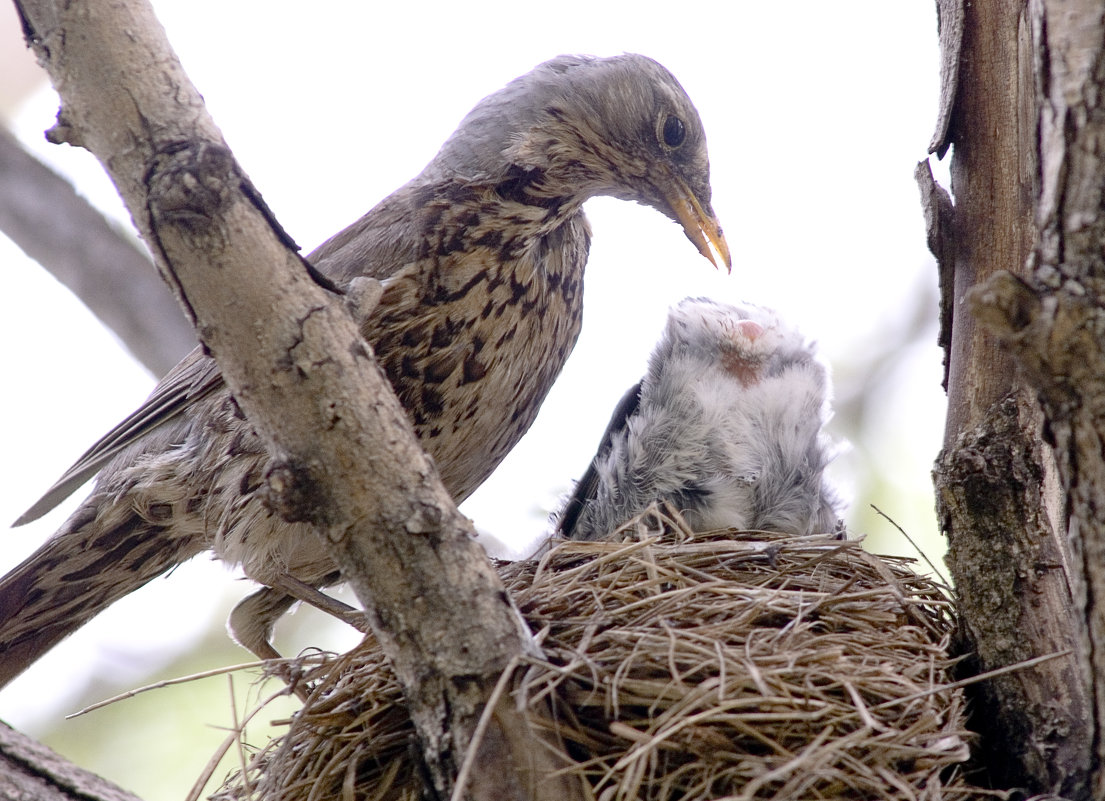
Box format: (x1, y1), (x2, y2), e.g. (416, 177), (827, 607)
(214, 509), (980, 801)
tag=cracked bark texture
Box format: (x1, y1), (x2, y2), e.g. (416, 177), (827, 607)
(922, 0), (1093, 796)
(9, 1), (583, 800)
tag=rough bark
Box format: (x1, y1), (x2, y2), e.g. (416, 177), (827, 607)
(0, 721), (143, 801)
(934, 396), (1087, 791)
(0, 124), (193, 375)
(968, 2), (1105, 795)
(9, 1), (582, 800)
(922, 0), (1093, 795)
(930, 0), (965, 159)
(940, 0), (1031, 437)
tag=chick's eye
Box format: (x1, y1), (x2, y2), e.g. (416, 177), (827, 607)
(661, 115), (686, 148)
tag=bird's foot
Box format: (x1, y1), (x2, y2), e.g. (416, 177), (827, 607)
(265, 572), (370, 633)
(344, 276), (384, 324)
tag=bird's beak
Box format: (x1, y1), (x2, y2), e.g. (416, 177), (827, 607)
(663, 178), (732, 273)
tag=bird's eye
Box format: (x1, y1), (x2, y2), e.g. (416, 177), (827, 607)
(661, 115), (686, 148)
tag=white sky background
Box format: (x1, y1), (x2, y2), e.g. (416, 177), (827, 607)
(0, 0), (948, 735)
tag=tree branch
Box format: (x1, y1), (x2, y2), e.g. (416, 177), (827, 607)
(0, 720), (144, 801)
(970, 0), (1105, 775)
(0, 124), (193, 375)
(928, 0), (964, 158)
(914, 160), (955, 390)
(10, 0), (579, 798)
(923, 0), (1092, 795)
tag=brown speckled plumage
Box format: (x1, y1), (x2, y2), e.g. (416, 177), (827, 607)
(0, 54), (729, 686)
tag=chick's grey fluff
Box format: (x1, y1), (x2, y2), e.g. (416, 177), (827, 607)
(557, 297), (841, 541)
(0, 54), (729, 688)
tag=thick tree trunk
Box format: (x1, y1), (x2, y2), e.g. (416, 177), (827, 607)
(970, 2), (1105, 795)
(8, 1), (582, 799)
(922, 0), (1093, 796)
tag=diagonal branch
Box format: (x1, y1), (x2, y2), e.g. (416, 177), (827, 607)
(9, 1), (581, 799)
(0, 720), (145, 801)
(0, 124), (193, 375)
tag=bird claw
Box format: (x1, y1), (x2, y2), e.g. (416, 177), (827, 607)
(344, 276), (384, 323)
(831, 519), (849, 540)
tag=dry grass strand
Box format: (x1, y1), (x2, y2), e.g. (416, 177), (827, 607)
(214, 509), (981, 801)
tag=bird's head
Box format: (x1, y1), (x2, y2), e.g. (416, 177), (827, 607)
(425, 54), (731, 270)
(661, 297), (822, 389)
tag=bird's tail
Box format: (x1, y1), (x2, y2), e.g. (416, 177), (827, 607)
(0, 494), (205, 689)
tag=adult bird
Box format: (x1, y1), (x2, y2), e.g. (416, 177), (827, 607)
(556, 297), (839, 542)
(0, 54), (729, 687)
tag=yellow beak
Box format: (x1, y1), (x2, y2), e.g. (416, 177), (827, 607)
(664, 178), (732, 273)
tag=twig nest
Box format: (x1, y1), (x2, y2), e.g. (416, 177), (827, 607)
(216, 510), (977, 801)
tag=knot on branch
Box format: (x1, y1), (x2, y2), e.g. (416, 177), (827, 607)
(45, 108), (84, 148)
(970, 270), (1105, 416)
(146, 141), (237, 233)
(937, 396), (1045, 530)
(264, 458), (334, 527)
(968, 271), (1040, 337)
(404, 502), (444, 535)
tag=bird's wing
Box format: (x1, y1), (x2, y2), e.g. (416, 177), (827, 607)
(14, 350), (223, 526)
(13, 191), (424, 528)
(308, 189), (424, 284)
(556, 380), (643, 539)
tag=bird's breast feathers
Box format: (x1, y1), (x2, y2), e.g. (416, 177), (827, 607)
(361, 213), (588, 501)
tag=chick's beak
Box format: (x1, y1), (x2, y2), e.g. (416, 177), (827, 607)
(664, 177), (732, 273)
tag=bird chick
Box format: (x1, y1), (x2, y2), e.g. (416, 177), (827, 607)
(556, 297), (841, 541)
(0, 55), (728, 687)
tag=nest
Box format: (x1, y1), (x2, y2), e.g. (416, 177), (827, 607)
(215, 509), (981, 801)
